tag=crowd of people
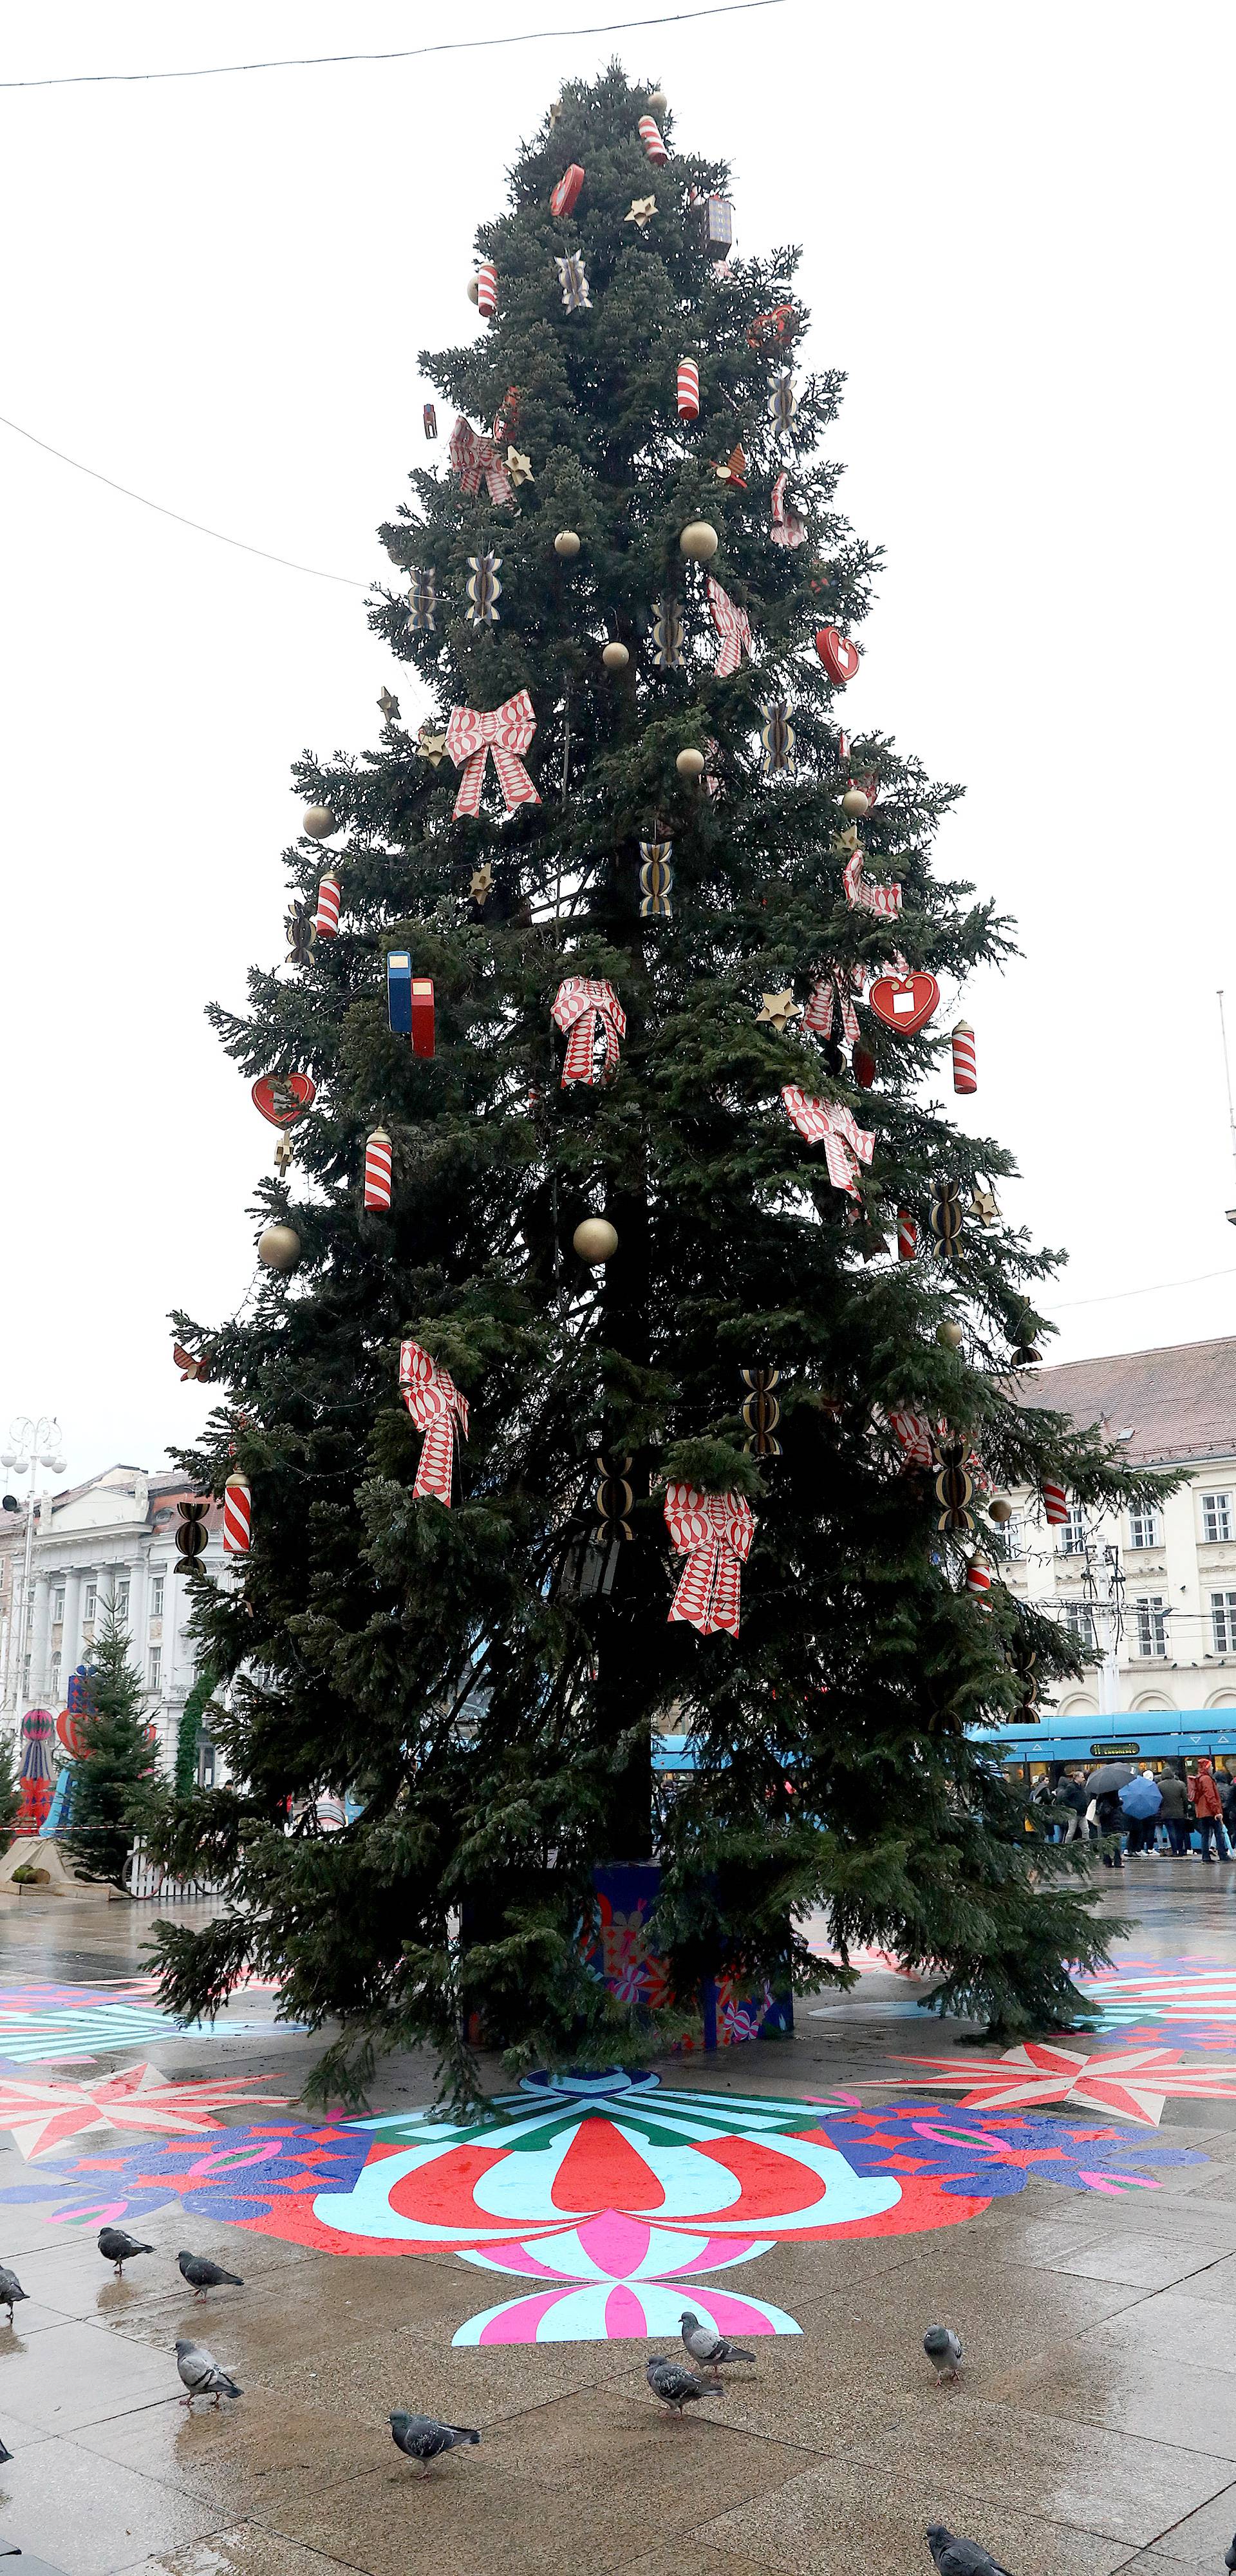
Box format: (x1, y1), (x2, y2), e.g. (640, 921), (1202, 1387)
(1040, 1759), (1236, 1868)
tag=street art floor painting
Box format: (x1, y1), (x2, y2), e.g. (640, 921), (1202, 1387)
(0, 1974), (276, 2066)
(0, 2065), (1204, 2344)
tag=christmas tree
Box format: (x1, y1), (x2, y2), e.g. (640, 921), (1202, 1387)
(64, 1604), (157, 1886)
(156, 66), (1153, 2108)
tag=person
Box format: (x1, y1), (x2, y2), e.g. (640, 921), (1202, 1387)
(1187, 1758), (1230, 1863)
(1218, 1767), (1236, 1838)
(1121, 1766), (1163, 1857)
(1157, 1766), (1190, 1857)
(1056, 1770), (1088, 1843)
(1092, 1783), (1127, 1867)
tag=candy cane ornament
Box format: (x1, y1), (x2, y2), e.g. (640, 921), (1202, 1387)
(951, 1021), (977, 1094)
(223, 1472), (251, 1555)
(677, 359), (700, 421)
(1042, 1480), (1069, 1526)
(314, 874), (341, 940)
(364, 1127), (393, 1211)
(639, 113), (669, 164)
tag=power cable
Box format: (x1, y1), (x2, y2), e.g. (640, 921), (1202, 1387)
(1049, 1264), (1236, 1313)
(0, 412), (368, 588)
(0, 0), (790, 90)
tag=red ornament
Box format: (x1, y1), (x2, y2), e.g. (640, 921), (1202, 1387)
(251, 1072), (317, 1128)
(364, 1127), (393, 1211)
(476, 261), (497, 317)
(897, 1209), (919, 1261)
(746, 303), (800, 349)
(223, 1472), (251, 1554)
(814, 627), (859, 685)
(1042, 1480), (1068, 1526)
(410, 978), (435, 1059)
(951, 1021), (977, 1094)
(867, 972), (940, 1036)
(852, 1042), (876, 1090)
(56, 1707), (88, 1760)
(966, 1553), (993, 1602)
(550, 164), (585, 218)
(676, 358), (700, 421)
(639, 114), (669, 165)
(313, 874), (341, 940)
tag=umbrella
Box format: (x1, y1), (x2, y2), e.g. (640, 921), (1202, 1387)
(1086, 1762), (1135, 1797)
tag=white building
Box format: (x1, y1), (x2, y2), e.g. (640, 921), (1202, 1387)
(0, 1464), (226, 1779)
(1006, 1336), (1236, 1721)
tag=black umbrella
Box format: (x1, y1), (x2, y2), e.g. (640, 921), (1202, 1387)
(1085, 1762), (1136, 1797)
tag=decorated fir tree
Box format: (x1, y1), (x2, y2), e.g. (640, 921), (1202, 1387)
(63, 1603), (157, 1886)
(156, 65), (1154, 2107)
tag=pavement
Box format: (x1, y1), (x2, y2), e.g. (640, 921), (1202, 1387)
(1, 1858), (1235, 2572)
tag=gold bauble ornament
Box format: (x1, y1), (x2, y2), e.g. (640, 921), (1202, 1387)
(676, 746), (706, 779)
(601, 641), (630, 671)
(258, 1222), (301, 1271)
(554, 529), (581, 557)
(842, 786), (871, 818)
(573, 1217), (619, 1265)
(646, 88), (668, 112)
(303, 806), (336, 840)
(679, 519), (719, 562)
(988, 1496), (1014, 1523)
(467, 276), (480, 305)
(936, 1319), (964, 1350)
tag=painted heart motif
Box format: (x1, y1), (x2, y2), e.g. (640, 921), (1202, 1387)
(814, 626), (860, 685)
(866, 973), (940, 1036)
(251, 1071), (317, 1128)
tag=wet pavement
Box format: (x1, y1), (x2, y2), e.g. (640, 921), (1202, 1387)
(1, 1861), (1236, 2572)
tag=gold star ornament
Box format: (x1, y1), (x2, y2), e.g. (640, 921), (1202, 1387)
(505, 446), (534, 488)
(969, 1186), (1000, 1229)
(378, 686), (400, 721)
(417, 725), (449, 767)
(470, 863), (494, 905)
(755, 989), (802, 1034)
(626, 194), (657, 229)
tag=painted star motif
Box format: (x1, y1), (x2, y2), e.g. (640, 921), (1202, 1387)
(0, 2062), (290, 2162)
(756, 989), (801, 1034)
(889, 2040), (1236, 2128)
(625, 194), (657, 229)
(505, 446), (534, 487)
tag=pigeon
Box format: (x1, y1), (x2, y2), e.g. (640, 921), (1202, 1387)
(679, 2310), (756, 2379)
(646, 2356), (720, 2414)
(926, 2526), (1014, 2576)
(923, 2324), (963, 2383)
(389, 2413), (481, 2477)
(178, 2251), (244, 2299)
(98, 2227), (153, 2277)
(0, 2269), (26, 2323)
(0, 2435), (10, 2463)
(175, 2338), (243, 2408)
(1224, 2543), (1236, 2573)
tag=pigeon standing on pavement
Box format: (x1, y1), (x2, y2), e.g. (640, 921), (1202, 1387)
(679, 2310), (756, 2380)
(0, 2269), (26, 2324)
(98, 2227), (153, 2277)
(175, 2339), (243, 2407)
(926, 2524), (1014, 2576)
(178, 2251), (244, 2300)
(923, 2325), (963, 2383)
(1224, 2541), (1236, 2573)
(389, 2413), (481, 2477)
(646, 2356), (720, 2414)
(0, 2434), (10, 2462)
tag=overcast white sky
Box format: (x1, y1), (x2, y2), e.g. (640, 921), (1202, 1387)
(0, 0), (1230, 1490)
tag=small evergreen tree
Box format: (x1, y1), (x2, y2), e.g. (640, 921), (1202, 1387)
(63, 1604), (158, 1886)
(174, 1665), (218, 1799)
(0, 1734), (19, 1849)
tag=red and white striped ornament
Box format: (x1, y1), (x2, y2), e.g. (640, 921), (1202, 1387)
(223, 1472), (251, 1555)
(314, 873), (341, 940)
(476, 261), (497, 318)
(676, 358), (700, 421)
(951, 1020), (977, 1094)
(965, 1551), (993, 1602)
(1042, 1480), (1068, 1526)
(639, 113), (669, 164)
(897, 1209), (919, 1262)
(364, 1127), (393, 1211)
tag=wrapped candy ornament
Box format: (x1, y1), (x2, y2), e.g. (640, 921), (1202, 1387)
(223, 1472), (251, 1555)
(465, 553), (503, 625)
(313, 874), (341, 940)
(676, 358), (700, 421)
(364, 1127), (393, 1211)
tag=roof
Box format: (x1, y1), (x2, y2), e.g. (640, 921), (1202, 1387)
(1014, 1336), (1236, 1467)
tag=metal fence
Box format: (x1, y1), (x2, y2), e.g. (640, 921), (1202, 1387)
(125, 1837), (220, 1902)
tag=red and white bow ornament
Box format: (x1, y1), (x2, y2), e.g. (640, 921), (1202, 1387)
(447, 415), (514, 507)
(769, 470), (806, 549)
(842, 848), (902, 922)
(551, 977), (626, 1085)
(885, 1409), (939, 1472)
(445, 692), (540, 821)
(664, 1482), (756, 1636)
(706, 575), (754, 678)
(398, 1341), (469, 1507)
(780, 1087), (874, 1195)
(803, 968), (864, 1046)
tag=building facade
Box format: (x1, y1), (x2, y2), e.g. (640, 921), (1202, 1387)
(0, 1464), (226, 1778)
(1006, 1336), (1236, 1721)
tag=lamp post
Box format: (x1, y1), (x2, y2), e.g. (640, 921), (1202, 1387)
(0, 1418), (67, 1716)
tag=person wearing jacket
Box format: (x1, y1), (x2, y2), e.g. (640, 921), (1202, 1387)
(1156, 1767), (1190, 1857)
(1056, 1772), (1089, 1844)
(1188, 1759), (1231, 1863)
(1093, 1786), (1127, 1867)
(1121, 1766), (1163, 1856)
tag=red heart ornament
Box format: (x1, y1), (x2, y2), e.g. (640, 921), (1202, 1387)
(866, 972), (940, 1036)
(252, 1070), (317, 1128)
(814, 625), (859, 685)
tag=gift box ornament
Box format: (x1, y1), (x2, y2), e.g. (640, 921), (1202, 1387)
(387, 954), (435, 1056)
(697, 192), (733, 256)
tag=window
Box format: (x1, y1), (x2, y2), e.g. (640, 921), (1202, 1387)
(149, 1575), (164, 1620)
(1128, 1506), (1161, 1550)
(52, 1585), (65, 1624)
(147, 1647), (162, 1693)
(1213, 1592), (1236, 1654)
(1061, 1600), (1094, 1645)
(1004, 1512), (1025, 1558)
(1204, 1493), (1233, 1544)
(1134, 1595), (1168, 1657)
(48, 1652), (60, 1697)
(115, 1579), (130, 1622)
(1059, 1506), (1087, 1557)
(83, 1581), (97, 1624)
(198, 1738), (216, 1790)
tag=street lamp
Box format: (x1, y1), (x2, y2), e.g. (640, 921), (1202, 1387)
(0, 1418), (67, 1715)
